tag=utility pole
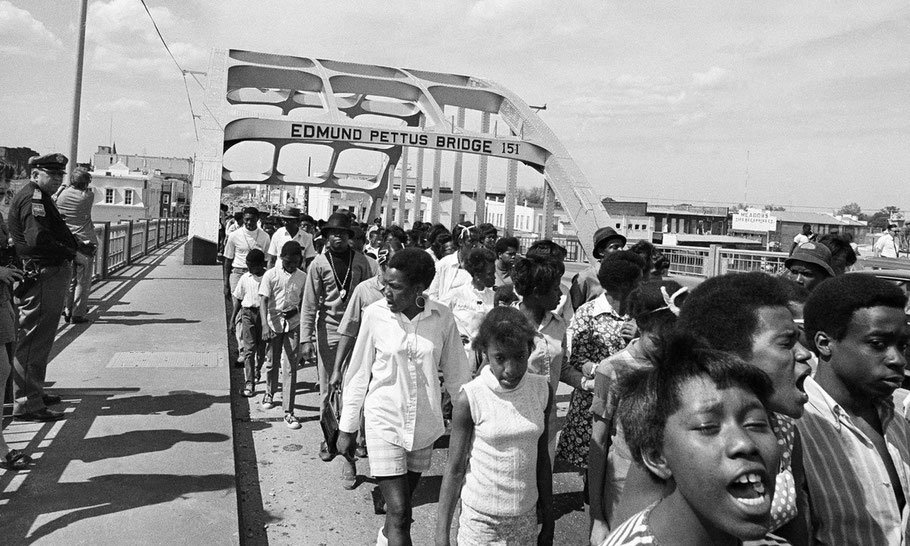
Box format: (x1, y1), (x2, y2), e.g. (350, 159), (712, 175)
(68, 0), (89, 171)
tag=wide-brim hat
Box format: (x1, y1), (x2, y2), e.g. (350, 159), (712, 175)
(785, 242), (835, 277)
(277, 206), (301, 219)
(321, 212), (355, 237)
(593, 226), (627, 259)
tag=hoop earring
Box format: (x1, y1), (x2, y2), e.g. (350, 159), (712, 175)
(415, 294), (426, 309)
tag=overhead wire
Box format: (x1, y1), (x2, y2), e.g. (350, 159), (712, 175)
(138, 0), (199, 141)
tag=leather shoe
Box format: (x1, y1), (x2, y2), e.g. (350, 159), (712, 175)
(319, 441), (337, 462)
(42, 394), (62, 406)
(15, 408), (65, 422)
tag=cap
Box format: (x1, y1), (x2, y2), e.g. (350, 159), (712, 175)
(29, 153), (68, 173)
(593, 227), (626, 259)
(785, 242), (836, 277)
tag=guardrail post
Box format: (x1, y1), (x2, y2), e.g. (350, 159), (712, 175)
(100, 222), (111, 279)
(142, 219), (150, 257)
(157, 219), (163, 248)
(125, 220), (134, 265)
(705, 244), (720, 277)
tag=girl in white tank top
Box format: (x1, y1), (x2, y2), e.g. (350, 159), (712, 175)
(435, 307), (554, 546)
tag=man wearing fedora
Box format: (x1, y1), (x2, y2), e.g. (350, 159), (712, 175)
(300, 212), (372, 459)
(569, 226), (626, 311)
(9, 153), (78, 422)
(267, 206), (317, 270)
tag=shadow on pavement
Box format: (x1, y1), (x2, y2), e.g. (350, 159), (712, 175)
(91, 317), (202, 326)
(76, 430), (230, 462)
(94, 390), (231, 417)
(48, 241), (185, 362)
(5, 472), (235, 543)
(0, 387), (235, 544)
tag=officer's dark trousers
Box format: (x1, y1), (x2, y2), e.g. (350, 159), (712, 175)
(12, 263), (70, 415)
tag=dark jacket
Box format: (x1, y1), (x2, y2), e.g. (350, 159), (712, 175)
(8, 181), (77, 265)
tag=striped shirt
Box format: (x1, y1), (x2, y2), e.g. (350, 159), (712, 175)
(796, 376), (910, 545)
(601, 502), (791, 546)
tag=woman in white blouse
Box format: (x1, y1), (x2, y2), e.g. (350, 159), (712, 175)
(337, 248), (470, 546)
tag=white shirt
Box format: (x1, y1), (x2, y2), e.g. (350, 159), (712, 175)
(267, 226), (317, 263)
(875, 233), (899, 258)
(340, 299), (471, 450)
(441, 283), (495, 349)
(224, 227), (271, 269)
(427, 252), (471, 301)
(258, 266), (306, 332)
(793, 232), (811, 246)
(232, 271), (263, 308)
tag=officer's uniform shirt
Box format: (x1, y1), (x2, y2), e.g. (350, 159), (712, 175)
(8, 181), (77, 265)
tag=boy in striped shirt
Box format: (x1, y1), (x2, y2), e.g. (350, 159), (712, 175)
(799, 274), (910, 545)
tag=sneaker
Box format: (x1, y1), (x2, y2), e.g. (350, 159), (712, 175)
(341, 457), (357, 490)
(284, 413), (301, 429)
(261, 393), (275, 409)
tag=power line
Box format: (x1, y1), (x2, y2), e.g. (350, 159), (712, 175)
(138, 0), (199, 141)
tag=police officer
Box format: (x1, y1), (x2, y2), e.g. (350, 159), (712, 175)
(8, 153), (77, 421)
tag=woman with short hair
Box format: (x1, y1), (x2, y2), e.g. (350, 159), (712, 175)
(337, 248), (470, 546)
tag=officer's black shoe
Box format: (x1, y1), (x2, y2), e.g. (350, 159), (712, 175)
(15, 408), (66, 422)
(42, 394), (62, 406)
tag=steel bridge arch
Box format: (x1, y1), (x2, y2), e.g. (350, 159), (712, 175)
(186, 49), (611, 264)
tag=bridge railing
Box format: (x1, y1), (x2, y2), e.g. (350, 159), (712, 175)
(92, 218), (189, 279)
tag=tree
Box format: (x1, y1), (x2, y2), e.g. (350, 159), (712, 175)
(764, 204), (786, 211)
(516, 186), (544, 206)
(868, 205), (901, 230)
(837, 202), (862, 217)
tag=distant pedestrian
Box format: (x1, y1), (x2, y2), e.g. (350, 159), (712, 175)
(494, 236), (519, 287)
(569, 227), (626, 311)
(874, 224), (900, 258)
(54, 167), (98, 323)
(791, 223), (814, 254)
(259, 241), (306, 429)
(8, 153), (77, 422)
(267, 206), (316, 270)
(436, 307), (554, 546)
(231, 249), (267, 398)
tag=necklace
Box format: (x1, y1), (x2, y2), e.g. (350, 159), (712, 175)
(241, 228), (259, 253)
(327, 249), (353, 299)
(405, 312), (423, 365)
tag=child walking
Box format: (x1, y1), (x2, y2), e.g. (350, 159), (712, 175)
(231, 249), (267, 397)
(259, 241), (306, 429)
(436, 306), (554, 546)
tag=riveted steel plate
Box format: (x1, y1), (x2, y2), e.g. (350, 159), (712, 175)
(106, 352), (224, 368)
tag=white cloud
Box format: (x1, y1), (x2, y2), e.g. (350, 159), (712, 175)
(674, 111), (706, 126)
(692, 66), (731, 90)
(86, 0), (207, 77)
(468, 0), (539, 20)
(94, 97), (150, 112)
(0, 1), (62, 57)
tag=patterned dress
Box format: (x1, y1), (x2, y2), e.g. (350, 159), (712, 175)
(556, 294), (628, 469)
(769, 413), (799, 531)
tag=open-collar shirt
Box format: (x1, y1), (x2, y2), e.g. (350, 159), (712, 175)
(339, 299), (470, 451)
(797, 375), (910, 545)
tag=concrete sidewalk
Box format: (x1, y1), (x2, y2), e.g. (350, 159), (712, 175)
(0, 241), (237, 545)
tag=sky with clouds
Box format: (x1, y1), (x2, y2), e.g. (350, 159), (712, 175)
(1, 0), (908, 213)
